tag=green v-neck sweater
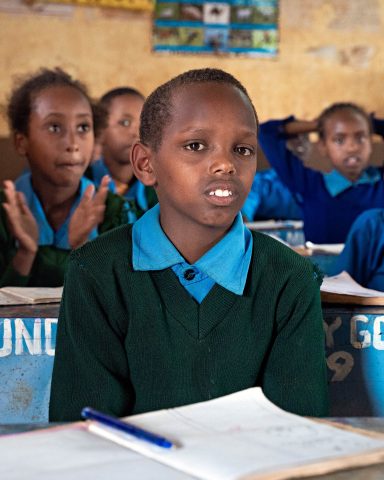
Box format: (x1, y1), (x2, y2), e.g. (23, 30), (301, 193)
(49, 224), (328, 421)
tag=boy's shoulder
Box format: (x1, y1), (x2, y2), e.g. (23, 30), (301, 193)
(250, 230), (322, 284)
(70, 223), (133, 272)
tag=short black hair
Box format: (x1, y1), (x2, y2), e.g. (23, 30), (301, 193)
(99, 87), (145, 110)
(7, 67), (98, 135)
(140, 68), (258, 150)
(318, 102), (372, 140)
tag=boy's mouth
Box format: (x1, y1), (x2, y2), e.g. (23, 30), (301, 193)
(208, 189), (233, 198)
(344, 156), (360, 167)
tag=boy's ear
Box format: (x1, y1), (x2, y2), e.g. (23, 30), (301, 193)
(131, 142), (157, 187)
(14, 132), (28, 156)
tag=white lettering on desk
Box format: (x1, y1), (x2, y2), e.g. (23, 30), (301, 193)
(0, 318), (57, 357)
(325, 314), (384, 382)
(350, 315), (384, 350)
(323, 316), (342, 348)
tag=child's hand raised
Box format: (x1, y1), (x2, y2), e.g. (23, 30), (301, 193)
(3, 180), (39, 254)
(68, 175), (110, 249)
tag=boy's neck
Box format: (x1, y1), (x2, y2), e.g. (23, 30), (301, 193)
(160, 218), (231, 264)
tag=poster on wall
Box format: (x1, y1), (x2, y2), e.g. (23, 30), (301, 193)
(153, 0), (278, 56)
(42, 0), (153, 12)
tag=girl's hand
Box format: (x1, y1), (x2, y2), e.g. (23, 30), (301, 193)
(68, 175), (110, 249)
(3, 180), (39, 254)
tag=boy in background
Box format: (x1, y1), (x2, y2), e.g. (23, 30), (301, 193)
(88, 87), (157, 221)
(259, 104), (384, 243)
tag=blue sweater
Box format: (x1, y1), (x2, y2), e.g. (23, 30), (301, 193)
(330, 209), (384, 291)
(259, 119), (384, 243)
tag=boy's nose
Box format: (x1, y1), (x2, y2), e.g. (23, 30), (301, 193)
(210, 152), (236, 175)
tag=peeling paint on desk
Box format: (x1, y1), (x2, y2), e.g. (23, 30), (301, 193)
(2, 308), (384, 422)
(324, 308), (384, 417)
(0, 317), (57, 423)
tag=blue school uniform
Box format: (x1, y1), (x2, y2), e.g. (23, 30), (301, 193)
(242, 169), (302, 220)
(259, 117), (384, 243)
(132, 204), (253, 303)
(15, 172), (97, 249)
(330, 209), (384, 291)
(89, 158), (149, 222)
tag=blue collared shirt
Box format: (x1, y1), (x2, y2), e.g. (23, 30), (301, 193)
(323, 167), (382, 197)
(91, 158), (148, 222)
(15, 173), (98, 250)
(132, 204), (253, 303)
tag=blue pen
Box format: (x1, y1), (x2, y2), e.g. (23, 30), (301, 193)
(81, 407), (175, 449)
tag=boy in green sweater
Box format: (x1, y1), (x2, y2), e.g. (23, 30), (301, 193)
(50, 69), (328, 421)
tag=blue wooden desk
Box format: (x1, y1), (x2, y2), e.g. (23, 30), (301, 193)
(323, 304), (384, 417)
(0, 304), (59, 423)
(1, 301), (384, 423)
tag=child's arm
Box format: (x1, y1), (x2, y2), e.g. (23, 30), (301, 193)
(283, 118), (318, 136)
(68, 175), (109, 249)
(49, 252), (133, 421)
(329, 209), (384, 290)
(2, 180), (38, 277)
(370, 114), (384, 144)
(259, 117), (320, 197)
(261, 262), (329, 417)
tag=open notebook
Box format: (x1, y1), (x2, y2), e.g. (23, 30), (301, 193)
(1, 387), (384, 480)
(0, 286), (63, 305)
(321, 271), (384, 306)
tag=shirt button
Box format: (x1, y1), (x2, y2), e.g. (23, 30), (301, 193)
(184, 269), (196, 281)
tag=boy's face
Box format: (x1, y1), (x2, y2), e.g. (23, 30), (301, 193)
(16, 85), (94, 189)
(320, 110), (372, 182)
(101, 94), (144, 166)
(146, 82), (257, 238)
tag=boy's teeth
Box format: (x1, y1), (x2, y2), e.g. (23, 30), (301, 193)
(209, 189), (233, 197)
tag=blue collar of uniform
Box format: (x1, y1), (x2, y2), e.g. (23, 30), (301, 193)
(323, 167), (382, 197)
(91, 157), (148, 211)
(132, 204), (253, 295)
(15, 173), (97, 249)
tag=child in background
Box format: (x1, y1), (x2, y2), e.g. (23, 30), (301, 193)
(50, 68), (328, 421)
(87, 87), (157, 221)
(0, 68), (128, 287)
(259, 103), (384, 243)
(330, 208), (384, 291)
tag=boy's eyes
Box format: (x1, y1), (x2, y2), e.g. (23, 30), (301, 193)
(356, 134), (368, 143)
(119, 119), (131, 127)
(184, 143), (255, 155)
(184, 142), (204, 151)
(235, 146), (254, 156)
(48, 124), (61, 133)
(77, 123), (92, 133)
(333, 134), (368, 145)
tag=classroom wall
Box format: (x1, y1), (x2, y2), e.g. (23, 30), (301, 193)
(1, 0), (384, 178)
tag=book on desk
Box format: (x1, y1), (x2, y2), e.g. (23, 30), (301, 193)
(321, 271), (384, 306)
(0, 286), (63, 306)
(1, 387), (384, 480)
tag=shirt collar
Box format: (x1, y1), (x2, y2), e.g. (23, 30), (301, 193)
(323, 167), (382, 197)
(15, 172), (97, 249)
(132, 204), (253, 295)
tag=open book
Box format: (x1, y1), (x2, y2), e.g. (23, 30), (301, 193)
(0, 286), (63, 306)
(321, 271), (384, 306)
(1, 387), (384, 480)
